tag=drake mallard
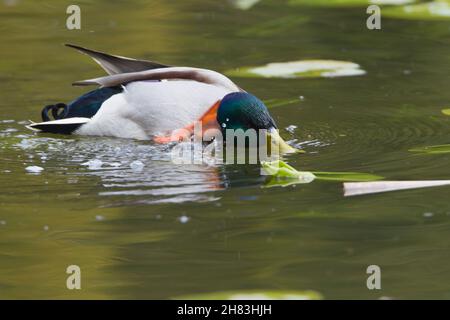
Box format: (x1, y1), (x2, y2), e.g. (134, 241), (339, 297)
(27, 44), (296, 153)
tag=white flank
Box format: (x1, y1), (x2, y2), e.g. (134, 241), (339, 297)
(77, 80), (232, 139)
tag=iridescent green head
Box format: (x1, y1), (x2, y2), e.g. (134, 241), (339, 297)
(217, 92), (276, 132)
(216, 92), (298, 153)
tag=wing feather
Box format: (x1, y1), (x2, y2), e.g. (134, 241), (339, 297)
(73, 67), (241, 92)
(65, 43), (169, 75)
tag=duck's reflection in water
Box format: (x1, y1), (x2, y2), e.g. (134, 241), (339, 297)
(10, 132), (269, 206)
(66, 140), (230, 206)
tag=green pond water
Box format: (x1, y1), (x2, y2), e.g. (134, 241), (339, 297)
(1, 0), (450, 299)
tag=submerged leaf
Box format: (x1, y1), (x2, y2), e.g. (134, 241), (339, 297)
(238, 15), (309, 37)
(409, 144), (450, 154)
(174, 290), (323, 300)
(264, 98), (301, 109)
(225, 60), (366, 79)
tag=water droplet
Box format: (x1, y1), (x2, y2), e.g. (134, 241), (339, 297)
(285, 125), (297, 134)
(82, 159), (103, 170)
(178, 215), (190, 224)
(109, 162), (121, 167)
(423, 212), (434, 218)
(130, 160), (145, 171)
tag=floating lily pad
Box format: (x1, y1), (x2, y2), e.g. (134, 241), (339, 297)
(174, 290), (323, 300)
(226, 60), (366, 79)
(383, 1), (450, 20)
(442, 108), (450, 116)
(289, 0), (415, 7)
(229, 0), (261, 10)
(409, 144), (450, 154)
(261, 160), (383, 188)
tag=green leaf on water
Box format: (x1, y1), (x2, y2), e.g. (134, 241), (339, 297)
(442, 108), (450, 116)
(409, 144), (450, 154)
(225, 60), (366, 79)
(261, 160), (383, 188)
(312, 171), (384, 182)
(174, 290), (323, 300)
(383, 1), (450, 20)
(261, 160), (316, 183)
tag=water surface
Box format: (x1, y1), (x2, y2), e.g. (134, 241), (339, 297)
(1, 0), (450, 299)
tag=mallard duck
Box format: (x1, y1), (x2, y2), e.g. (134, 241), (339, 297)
(27, 44), (296, 153)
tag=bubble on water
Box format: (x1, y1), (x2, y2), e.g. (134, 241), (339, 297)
(178, 215), (190, 224)
(1, 128), (18, 133)
(285, 125), (297, 134)
(95, 215), (105, 221)
(43, 225), (49, 231)
(130, 160), (145, 171)
(423, 212), (434, 218)
(82, 159), (103, 170)
(25, 166), (44, 174)
(0, 220), (6, 225)
(16, 139), (35, 150)
(299, 95), (305, 100)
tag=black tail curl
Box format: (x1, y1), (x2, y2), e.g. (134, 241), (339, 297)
(41, 103), (69, 122)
